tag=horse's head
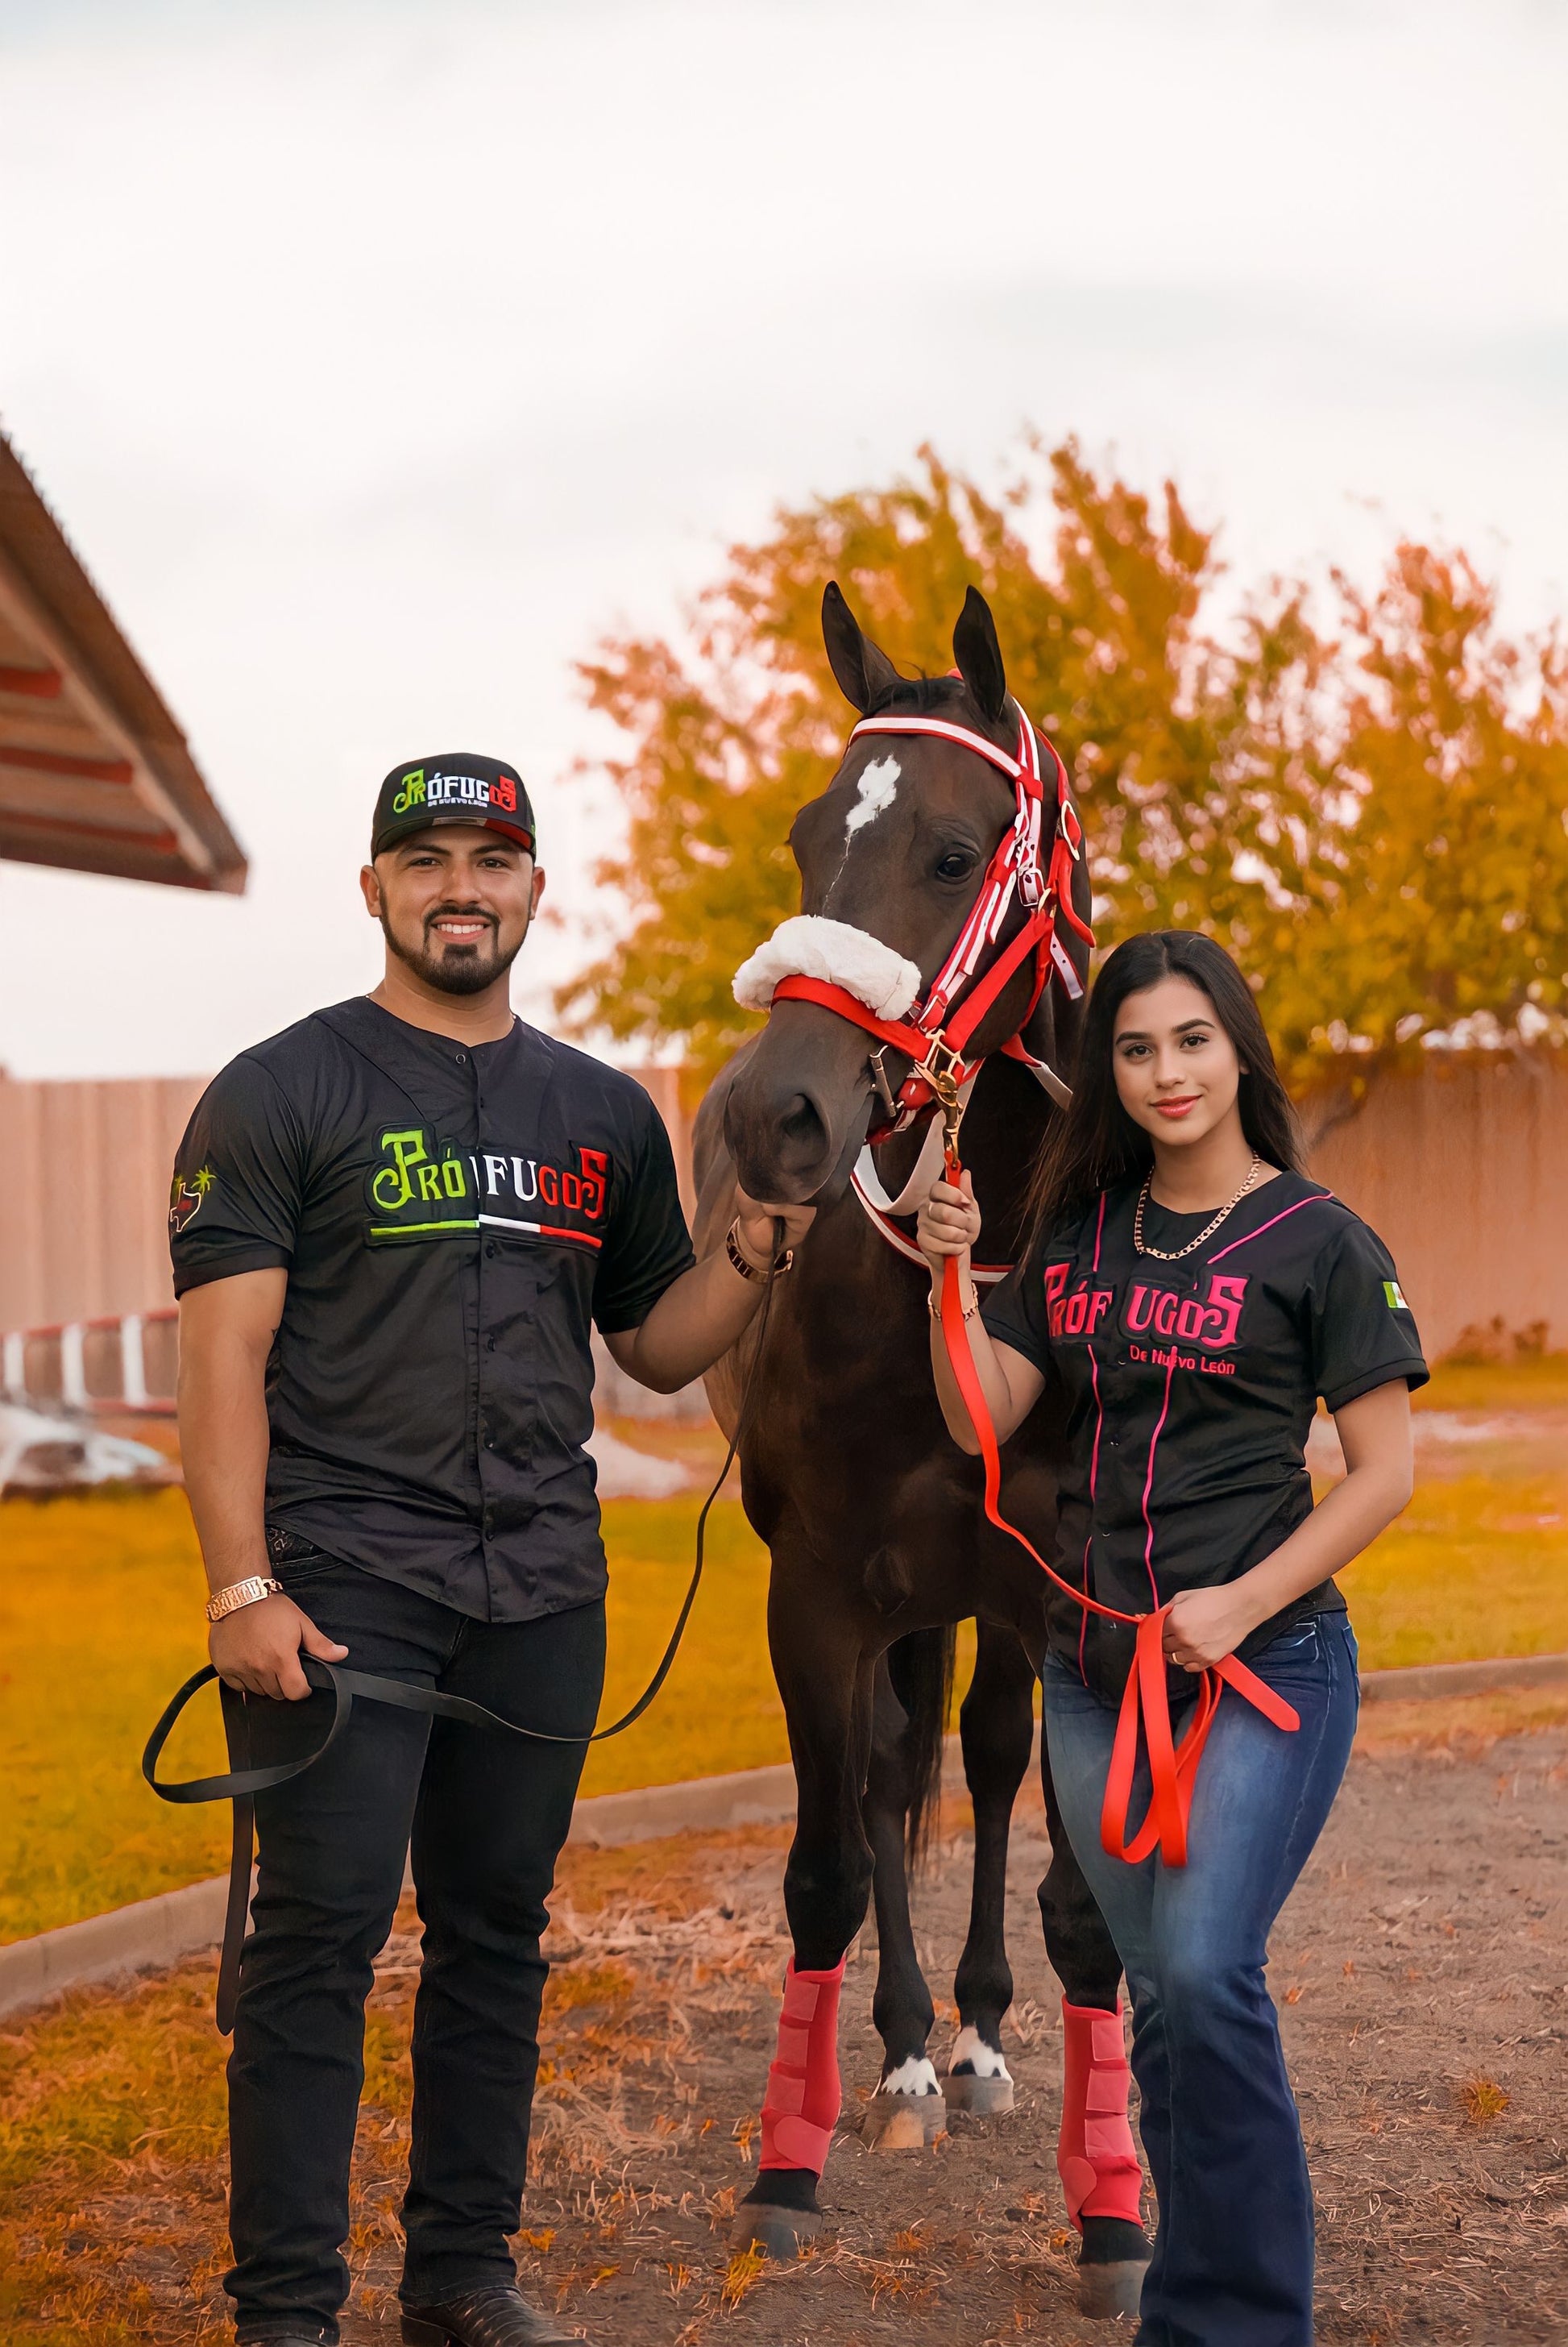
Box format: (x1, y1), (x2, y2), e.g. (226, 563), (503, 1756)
(724, 582), (1092, 1204)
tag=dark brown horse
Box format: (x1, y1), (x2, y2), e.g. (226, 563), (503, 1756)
(693, 584), (1151, 2316)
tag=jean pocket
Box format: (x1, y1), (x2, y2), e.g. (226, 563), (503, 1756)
(1248, 1616), (1329, 1698)
(265, 1530), (339, 1586)
(1260, 1617), (1320, 1658)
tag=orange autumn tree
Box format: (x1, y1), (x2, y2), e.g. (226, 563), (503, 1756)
(558, 443), (1568, 1093)
(1271, 546), (1568, 1071)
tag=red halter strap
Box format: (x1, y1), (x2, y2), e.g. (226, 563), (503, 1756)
(771, 704), (1091, 1135)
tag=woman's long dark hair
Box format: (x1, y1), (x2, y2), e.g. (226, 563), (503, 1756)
(1024, 931), (1304, 1247)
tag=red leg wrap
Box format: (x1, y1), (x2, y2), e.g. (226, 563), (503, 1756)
(758, 1958), (846, 2176)
(1058, 1998), (1143, 2230)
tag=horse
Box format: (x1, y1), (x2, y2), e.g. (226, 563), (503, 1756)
(691, 582), (1152, 2317)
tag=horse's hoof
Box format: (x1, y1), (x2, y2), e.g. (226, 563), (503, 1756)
(943, 2069), (1014, 2115)
(731, 2202), (822, 2258)
(1076, 2258), (1148, 2320)
(861, 2091), (948, 2150)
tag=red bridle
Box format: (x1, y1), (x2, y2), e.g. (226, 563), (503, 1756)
(769, 703), (1093, 1144)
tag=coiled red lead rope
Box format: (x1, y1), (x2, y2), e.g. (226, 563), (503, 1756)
(935, 1145), (1299, 1867)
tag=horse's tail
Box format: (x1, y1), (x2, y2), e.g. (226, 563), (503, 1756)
(890, 1625), (959, 1867)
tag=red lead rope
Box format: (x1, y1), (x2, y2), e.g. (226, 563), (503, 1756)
(935, 1157), (1300, 1867)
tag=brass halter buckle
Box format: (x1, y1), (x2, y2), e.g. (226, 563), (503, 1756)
(913, 1035), (967, 1165)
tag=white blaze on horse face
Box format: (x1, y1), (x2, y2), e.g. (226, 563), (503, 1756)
(948, 2025), (1012, 2081)
(844, 754), (900, 839)
(877, 2054), (943, 2097)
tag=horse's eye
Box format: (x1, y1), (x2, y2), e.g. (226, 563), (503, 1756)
(935, 851), (976, 882)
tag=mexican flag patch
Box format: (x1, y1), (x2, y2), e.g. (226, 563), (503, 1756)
(1383, 1278), (1410, 1312)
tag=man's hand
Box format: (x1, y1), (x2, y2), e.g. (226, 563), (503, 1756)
(604, 1186), (817, 1393)
(210, 1593), (349, 1702)
(732, 1187), (816, 1269)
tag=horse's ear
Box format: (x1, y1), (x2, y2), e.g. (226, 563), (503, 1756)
(822, 581), (901, 713)
(952, 585), (1007, 722)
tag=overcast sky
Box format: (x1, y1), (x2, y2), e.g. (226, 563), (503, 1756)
(1, 0), (1565, 1078)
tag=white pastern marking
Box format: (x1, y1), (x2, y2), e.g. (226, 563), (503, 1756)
(948, 2026), (1011, 2081)
(878, 2054), (942, 2098)
(844, 754), (900, 838)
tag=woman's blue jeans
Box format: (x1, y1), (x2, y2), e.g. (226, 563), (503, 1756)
(1042, 1612), (1359, 2347)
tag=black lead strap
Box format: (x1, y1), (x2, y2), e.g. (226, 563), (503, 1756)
(143, 1230), (782, 2034)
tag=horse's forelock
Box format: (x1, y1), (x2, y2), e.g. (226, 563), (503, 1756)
(854, 671), (1023, 768)
(859, 671), (965, 721)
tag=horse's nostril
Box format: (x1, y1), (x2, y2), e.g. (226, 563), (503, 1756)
(778, 1094), (828, 1165)
(726, 1082), (835, 1202)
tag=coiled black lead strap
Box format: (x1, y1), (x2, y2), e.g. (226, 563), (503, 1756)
(143, 1235), (782, 2032)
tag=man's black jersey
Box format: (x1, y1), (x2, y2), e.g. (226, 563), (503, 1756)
(169, 998), (695, 1622)
(982, 1169), (1428, 1703)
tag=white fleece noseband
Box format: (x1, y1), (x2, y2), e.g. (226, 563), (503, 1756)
(732, 915), (921, 1021)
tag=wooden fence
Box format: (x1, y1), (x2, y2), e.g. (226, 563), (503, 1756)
(1308, 1052), (1568, 1361)
(0, 1061), (694, 1416)
(2, 1050), (1562, 1376)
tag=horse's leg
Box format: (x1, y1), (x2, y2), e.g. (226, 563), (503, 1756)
(944, 1620), (1035, 2114)
(860, 1640), (947, 2147)
(735, 1572), (876, 2256)
(1039, 1732), (1152, 2319)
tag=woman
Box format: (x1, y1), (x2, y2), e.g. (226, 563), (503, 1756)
(917, 931), (1425, 2347)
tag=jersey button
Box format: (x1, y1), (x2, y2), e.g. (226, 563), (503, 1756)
(455, 1049), (467, 1063)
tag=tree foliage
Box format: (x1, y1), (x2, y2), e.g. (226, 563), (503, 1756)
(1272, 546), (1568, 1069)
(557, 442), (1568, 1093)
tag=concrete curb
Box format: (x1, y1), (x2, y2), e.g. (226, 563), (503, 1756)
(4, 1653), (1565, 2021)
(1355, 1649), (1568, 1704)
(0, 1763), (811, 2023)
(0, 1873), (234, 2022)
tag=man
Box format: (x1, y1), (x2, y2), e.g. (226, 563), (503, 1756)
(172, 753), (811, 2347)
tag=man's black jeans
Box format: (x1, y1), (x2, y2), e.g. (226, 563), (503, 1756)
(224, 1553), (605, 2344)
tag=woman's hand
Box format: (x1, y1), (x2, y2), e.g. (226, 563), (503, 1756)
(916, 1172), (981, 1276)
(1161, 1583), (1267, 1673)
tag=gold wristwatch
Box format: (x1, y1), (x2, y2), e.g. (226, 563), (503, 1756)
(724, 1217), (794, 1284)
(205, 1574), (286, 1624)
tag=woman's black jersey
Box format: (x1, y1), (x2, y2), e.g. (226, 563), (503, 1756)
(981, 1169), (1428, 1703)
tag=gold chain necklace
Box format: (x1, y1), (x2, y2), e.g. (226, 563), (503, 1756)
(1133, 1155), (1263, 1261)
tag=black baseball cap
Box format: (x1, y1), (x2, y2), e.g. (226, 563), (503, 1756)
(371, 753), (537, 859)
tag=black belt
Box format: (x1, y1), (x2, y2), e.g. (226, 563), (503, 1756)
(143, 1256), (780, 2033)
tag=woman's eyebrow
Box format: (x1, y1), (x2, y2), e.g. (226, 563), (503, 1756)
(1114, 1017), (1213, 1044)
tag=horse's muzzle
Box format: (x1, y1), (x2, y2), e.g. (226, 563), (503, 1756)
(723, 1003), (873, 1204)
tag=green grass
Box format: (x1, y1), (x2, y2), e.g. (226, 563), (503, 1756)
(2, 1492), (231, 1947)
(1342, 1473), (1568, 1670)
(6, 1355), (1568, 1942)
(0, 1485), (782, 1945)
(1418, 1349), (1568, 1413)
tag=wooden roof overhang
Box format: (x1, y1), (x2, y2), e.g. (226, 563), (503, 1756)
(0, 429), (246, 892)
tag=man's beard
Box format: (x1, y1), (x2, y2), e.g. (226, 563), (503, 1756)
(381, 908), (525, 997)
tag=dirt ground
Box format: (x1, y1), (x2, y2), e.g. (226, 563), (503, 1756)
(9, 1707), (1568, 2347)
